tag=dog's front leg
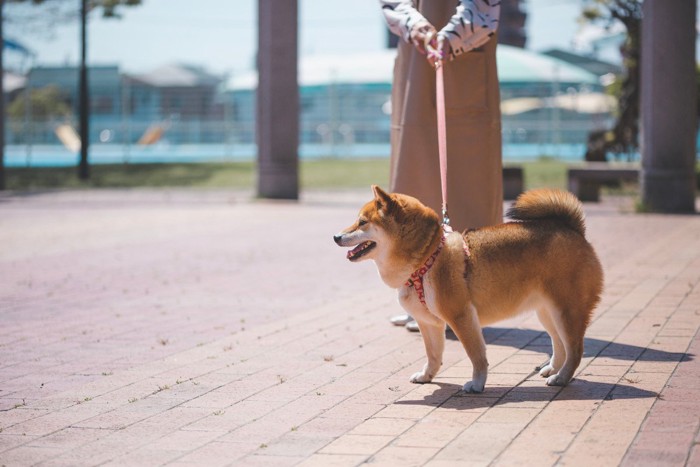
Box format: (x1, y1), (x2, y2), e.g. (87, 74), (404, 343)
(410, 320), (446, 384)
(398, 286), (445, 384)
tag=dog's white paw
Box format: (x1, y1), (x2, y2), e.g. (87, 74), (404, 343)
(461, 380), (485, 393)
(539, 364), (556, 378)
(546, 374), (568, 386)
(409, 371), (433, 384)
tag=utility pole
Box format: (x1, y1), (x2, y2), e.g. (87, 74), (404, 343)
(78, 0), (89, 180)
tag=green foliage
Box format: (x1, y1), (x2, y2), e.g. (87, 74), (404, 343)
(581, 0), (642, 26)
(91, 0), (143, 18)
(7, 85), (72, 120)
(7, 0), (142, 18)
(581, 0), (607, 22)
(581, 0), (642, 161)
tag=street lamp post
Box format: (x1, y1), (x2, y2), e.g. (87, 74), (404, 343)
(78, 0), (89, 180)
(0, 0), (5, 191)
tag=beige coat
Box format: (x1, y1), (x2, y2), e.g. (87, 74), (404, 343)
(388, 1), (503, 232)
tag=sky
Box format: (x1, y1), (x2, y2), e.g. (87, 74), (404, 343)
(2, 0), (621, 76)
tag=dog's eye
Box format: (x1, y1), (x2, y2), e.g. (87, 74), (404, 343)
(358, 219), (367, 226)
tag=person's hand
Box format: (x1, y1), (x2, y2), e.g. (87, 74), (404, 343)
(423, 32), (452, 68)
(436, 34), (452, 61)
(409, 20), (437, 55)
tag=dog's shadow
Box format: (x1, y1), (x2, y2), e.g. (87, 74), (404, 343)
(476, 327), (693, 364)
(394, 378), (658, 411)
(396, 327), (691, 408)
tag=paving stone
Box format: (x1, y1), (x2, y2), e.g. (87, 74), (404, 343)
(1, 190), (699, 466)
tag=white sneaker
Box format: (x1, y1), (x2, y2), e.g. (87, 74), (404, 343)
(405, 320), (420, 332)
(389, 314), (413, 326)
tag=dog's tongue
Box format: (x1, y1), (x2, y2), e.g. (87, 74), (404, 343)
(347, 242), (369, 260)
(347, 245), (361, 259)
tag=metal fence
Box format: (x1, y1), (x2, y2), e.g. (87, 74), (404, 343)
(6, 76), (617, 167)
(6, 114), (616, 168)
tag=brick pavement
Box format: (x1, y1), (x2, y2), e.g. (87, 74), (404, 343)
(0, 188), (699, 467)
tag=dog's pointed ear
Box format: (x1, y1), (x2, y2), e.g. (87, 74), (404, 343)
(372, 185), (394, 212)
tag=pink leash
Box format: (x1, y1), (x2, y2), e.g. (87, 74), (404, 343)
(426, 34), (450, 227)
(404, 36), (471, 303)
(435, 63), (450, 227)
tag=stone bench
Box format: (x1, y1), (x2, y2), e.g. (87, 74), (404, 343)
(503, 166), (524, 200)
(568, 163), (639, 202)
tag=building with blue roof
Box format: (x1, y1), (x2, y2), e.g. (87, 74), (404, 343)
(225, 45), (614, 159)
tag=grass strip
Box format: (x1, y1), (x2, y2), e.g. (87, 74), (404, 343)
(5, 158), (576, 192)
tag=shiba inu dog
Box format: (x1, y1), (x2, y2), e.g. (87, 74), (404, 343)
(334, 186), (603, 393)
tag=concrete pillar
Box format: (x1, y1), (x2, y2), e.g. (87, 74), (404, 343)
(256, 0), (299, 199)
(640, 0), (697, 212)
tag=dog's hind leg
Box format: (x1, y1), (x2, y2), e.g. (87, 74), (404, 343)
(546, 335), (583, 386)
(536, 306), (566, 378)
(543, 307), (587, 387)
(546, 328), (584, 386)
(447, 304), (488, 393)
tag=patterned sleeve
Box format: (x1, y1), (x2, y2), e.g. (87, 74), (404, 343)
(379, 0), (429, 45)
(438, 0), (500, 58)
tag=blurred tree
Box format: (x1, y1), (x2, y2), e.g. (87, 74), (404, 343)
(581, 0), (642, 162)
(1, 0), (143, 188)
(6, 0), (141, 18)
(7, 85), (72, 119)
(7, 86), (72, 145)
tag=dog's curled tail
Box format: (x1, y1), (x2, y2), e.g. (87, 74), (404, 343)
(506, 188), (586, 236)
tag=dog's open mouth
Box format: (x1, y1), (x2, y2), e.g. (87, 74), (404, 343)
(347, 241), (376, 261)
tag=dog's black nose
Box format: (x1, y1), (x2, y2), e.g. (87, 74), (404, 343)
(333, 234), (343, 245)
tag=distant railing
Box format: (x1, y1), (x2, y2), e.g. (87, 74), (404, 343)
(6, 114), (616, 167)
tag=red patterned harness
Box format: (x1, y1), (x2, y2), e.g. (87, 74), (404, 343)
(406, 226), (470, 305)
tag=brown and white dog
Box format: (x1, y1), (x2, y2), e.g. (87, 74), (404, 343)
(334, 186), (603, 393)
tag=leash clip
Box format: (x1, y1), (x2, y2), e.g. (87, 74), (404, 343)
(442, 207), (450, 227)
